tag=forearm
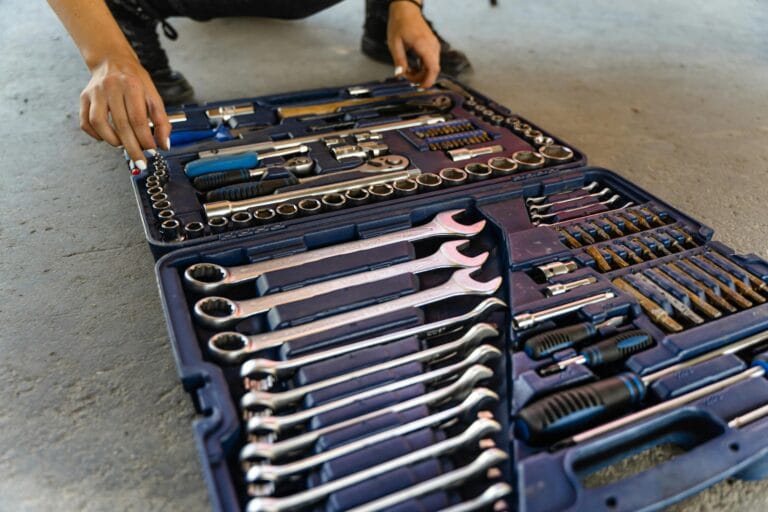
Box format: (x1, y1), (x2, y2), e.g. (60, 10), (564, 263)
(47, 0), (138, 71)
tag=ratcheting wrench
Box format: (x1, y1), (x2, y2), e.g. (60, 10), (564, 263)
(203, 154), (416, 217)
(243, 346), (501, 433)
(245, 419), (502, 512)
(241, 388), (498, 486)
(242, 364), (494, 453)
(194, 240), (488, 329)
(239, 297), (506, 383)
(242, 324), (498, 409)
(348, 449), (509, 512)
(209, 268), (502, 363)
(184, 209), (485, 294)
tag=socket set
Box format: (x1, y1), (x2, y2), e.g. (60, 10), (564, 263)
(129, 77), (584, 257)
(150, 150), (768, 512)
(118, 75), (768, 512)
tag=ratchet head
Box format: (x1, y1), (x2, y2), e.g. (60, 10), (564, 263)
(283, 155), (314, 176)
(451, 267), (503, 295)
(434, 209), (486, 237)
(437, 240), (489, 268)
(184, 262), (231, 294)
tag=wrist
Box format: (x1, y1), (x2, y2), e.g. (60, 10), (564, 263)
(83, 44), (139, 73)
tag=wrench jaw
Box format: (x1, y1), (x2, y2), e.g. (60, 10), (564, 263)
(184, 262), (231, 294)
(450, 267), (504, 296)
(194, 296), (241, 329)
(208, 331), (252, 364)
(459, 388), (501, 423)
(439, 240), (490, 268)
(435, 209), (487, 237)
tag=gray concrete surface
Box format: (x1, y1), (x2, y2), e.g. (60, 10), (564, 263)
(1, 0), (767, 510)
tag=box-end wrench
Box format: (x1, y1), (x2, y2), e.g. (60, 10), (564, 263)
(245, 419), (502, 512)
(242, 388), (498, 486)
(209, 268), (502, 363)
(242, 323), (498, 410)
(243, 363), (494, 453)
(239, 297), (506, 384)
(244, 346), (501, 435)
(203, 155), (417, 218)
(194, 240), (488, 329)
(512, 291), (617, 330)
(185, 209), (485, 294)
(348, 449), (509, 512)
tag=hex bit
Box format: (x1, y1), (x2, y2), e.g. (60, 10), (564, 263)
(585, 246), (613, 272)
(647, 267), (721, 320)
(613, 277), (684, 332)
(603, 247), (630, 268)
(664, 262), (737, 314)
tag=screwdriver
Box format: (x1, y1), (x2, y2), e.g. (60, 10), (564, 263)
(515, 327), (768, 444)
(538, 330), (654, 376)
(523, 316), (625, 359)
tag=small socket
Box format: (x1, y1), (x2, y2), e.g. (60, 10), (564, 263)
(275, 203), (299, 219)
(487, 157), (518, 175)
(184, 221), (206, 239)
(159, 219), (182, 241)
(512, 150), (546, 170)
(415, 173), (443, 191)
(147, 185), (164, 196)
(149, 192), (168, 203)
(539, 144), (575, 163)
(438, 167), (468, 186)
(344, 188), (370, 205)
(393, 179), (418, 196)
(145, 176), (160, 188)
(231, 211), (254, 228)
(368, 183), (394, 201)
(207, 216), (229, 234)
(298, 198), (323, 215)
(320, 194), (346, 210)
(153, 169), (169, 184)
(464, 163), (492, 181)
(157, 209), (175, 221)
(252, 208), (276, 224)
(152, 199), (172, 213)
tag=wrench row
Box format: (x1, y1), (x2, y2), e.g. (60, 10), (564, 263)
(582, 228), (699, 272)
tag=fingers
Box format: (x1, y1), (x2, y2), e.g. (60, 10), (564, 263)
(87, 93), (121, 147)
(412, 36), (440, 87)
(388, 35), (410, 80)
(79, 94), (101, 141)
(147, 89), (171, 151)
(107, 86), (146, 169)
(125, 85), (157, 153)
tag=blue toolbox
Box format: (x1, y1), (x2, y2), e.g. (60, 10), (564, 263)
(139, 77), (768, 511)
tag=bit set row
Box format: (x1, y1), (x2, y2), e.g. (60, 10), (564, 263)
(427, 131), (494, 151)
(412, 119), (479, 138)
(583, 228), (699, 273)
(613, 252), (768, 333)
(555, 207), (676, 249)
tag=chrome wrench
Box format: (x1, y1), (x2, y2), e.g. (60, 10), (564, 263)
(185, 209), (485, 294)
(209, 268), (502, 363)
(241, 388), (498, 486)
(243, 346), (501, 433)
(194, 240), (488, 329)
(242, 324), (498, 408)
(242, 364), (494, 454)
(527, 187), (612, 213)
(244, 419), (502, 511)
(438, 483), (512, 512)
(239, 297), (506, 383)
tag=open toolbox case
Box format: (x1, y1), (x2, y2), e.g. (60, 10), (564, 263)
(130, 76), (585, 258)
(154, 157), (768, 512)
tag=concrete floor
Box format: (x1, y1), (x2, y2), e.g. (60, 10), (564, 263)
(1, 0), (767, 510)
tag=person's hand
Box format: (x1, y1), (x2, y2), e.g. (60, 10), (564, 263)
(386, 1), (441, 87)
(80, 55), (171, 170)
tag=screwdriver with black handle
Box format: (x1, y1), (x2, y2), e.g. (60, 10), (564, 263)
(538, 330), (655, 376)
(523, 316), (625, 360)
(515, 327), (768, 444)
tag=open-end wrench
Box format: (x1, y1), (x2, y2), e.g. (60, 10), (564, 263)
(243, 324), (498, 408)
(209, 267), (502, 363)
(242, 388), (498, 486)
(185, 209), (485, 294)
(438, 483), (512, 512)
(242, 364), (494, 455)
(527, 188), (612, 213)
(244, 419), (502, 511)
(530, 195), (623, 224)
(203, 155), (417, 218)
(349, 449), (509, 512)
(239, 297), (506, 383)
(194, 240), (488, 329)
(243, 346), (501, 434)
(526, 181), (600, 205)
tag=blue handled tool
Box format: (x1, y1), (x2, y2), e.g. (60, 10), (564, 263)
(523, 317), (625, 360)
(537, 329), (654, 376)
(184, 145), (309, 178)
(516, 327), (768, 444)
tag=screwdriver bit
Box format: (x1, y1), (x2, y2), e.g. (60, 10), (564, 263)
(664, 262), (737, 313)
(572, 224), (596, 244)
(613, 277), (684, 332)
(603, 247), (631, 268)
(647, 267), (722, 320)
(684, 257), (754, 309)
(585, 246), (613, 272)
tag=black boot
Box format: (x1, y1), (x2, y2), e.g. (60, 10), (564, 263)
(105, 0), (196, 106)
(362, 0), (472, 77)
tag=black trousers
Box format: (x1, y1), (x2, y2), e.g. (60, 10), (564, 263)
(155, 0), (385, 22)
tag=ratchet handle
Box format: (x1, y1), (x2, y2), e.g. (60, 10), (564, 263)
(192, 168), (254, 191)
(581, 330), (654, 367)
(205, 177), (298, 202)
(170, 128), (216, 146)
(186, 152), (261, 177)
(515, 373), (645, 444)
(524, 322), (598, 359)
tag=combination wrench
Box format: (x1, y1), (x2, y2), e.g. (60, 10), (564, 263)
(209, 267), (503, 363)
(242, 324), (498, 410)
(527, 187), (612, 213)
(242, 364), (494, 454)
(243, 346), (501, 434)
(238, 297), (506, 384)
(245, 419), (502, 512)
(194, 240), (488, 329)
(438, 483), (512, 512)
(185, 209), (485, 294)
(242, 388), (498, 487)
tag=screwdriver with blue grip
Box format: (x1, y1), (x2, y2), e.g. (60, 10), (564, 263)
(516, 326), (768, 444)
(537, 329), (655, 376)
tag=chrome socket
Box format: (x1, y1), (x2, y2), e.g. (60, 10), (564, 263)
(438, 167), (468, 187)
(539, 144), (575, 163)
(464, 163), (493, 181)
(344, 188), (370, 205)
(512, 150), (546, 170)
(231, 211), (254, 228)
(157, 209), (175, 222)
(147, 185), (164, 196)
(321, 193), (346, 210)
(298, 198), (323, 216)
(207, 216), (229, 234)
(415, 173), (443, 191)
(159, 219), (183, 241)
(368, 183), (395, 201)
(275, 203), (299, 220)
(252, 208), (276, 224)
(393, 178), (418, 196)
(149, 192), (168, 203)
(487, 157), (518, 175)
(152, 199), (172, 215)
(184, 221), (206, 239)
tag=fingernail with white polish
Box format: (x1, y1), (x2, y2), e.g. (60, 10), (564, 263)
(129, 159), (134, 168)
(166, 137), (171, 151)
(147, 148), (157, 157)
(394, 66), (404, 76)
(136, 160), (147, 171)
